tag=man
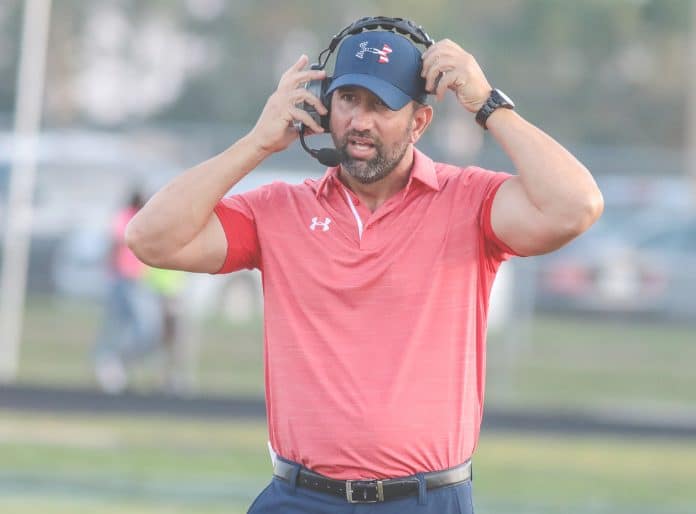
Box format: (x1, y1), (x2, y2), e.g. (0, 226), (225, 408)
(127, 24), (603, 514)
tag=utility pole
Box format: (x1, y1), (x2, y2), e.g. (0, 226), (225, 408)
(688, 0), (696, 204)
(0, 0), (53, 382)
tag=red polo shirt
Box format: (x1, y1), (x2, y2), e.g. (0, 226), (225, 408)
(213, 148), (516, 479)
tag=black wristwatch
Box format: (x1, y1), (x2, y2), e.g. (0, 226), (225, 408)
(475, 88), (515, 129)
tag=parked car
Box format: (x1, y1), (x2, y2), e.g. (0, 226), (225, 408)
(535, 211), (696, 320)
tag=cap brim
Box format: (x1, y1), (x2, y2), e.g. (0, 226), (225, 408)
(326, 74), (412, 111)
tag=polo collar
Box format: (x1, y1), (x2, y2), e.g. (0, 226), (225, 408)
(315, 166), (341, 198)
(406, 148), (440, 193)
(314, 147), (440, 199)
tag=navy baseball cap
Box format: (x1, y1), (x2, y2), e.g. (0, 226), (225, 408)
(325, 31), (427, 110)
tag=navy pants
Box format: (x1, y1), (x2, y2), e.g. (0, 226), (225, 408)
(247, 458), (475, 514)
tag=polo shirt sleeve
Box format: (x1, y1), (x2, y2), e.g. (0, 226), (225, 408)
(212, 193), (261, 274)
(472, 168), (523, 266)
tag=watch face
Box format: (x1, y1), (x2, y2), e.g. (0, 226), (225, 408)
(492, 88), (515, 108)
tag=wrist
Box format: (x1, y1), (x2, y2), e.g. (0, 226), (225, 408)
(484, 106), (518, 129)
(469, 91), (491, 113)
(470, 99), (486, 113)
(219, 133), (272, 176)
(241, 131), (274, 161)
(475, 88), (515, 129)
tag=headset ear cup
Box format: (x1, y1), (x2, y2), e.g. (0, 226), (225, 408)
(303, 76), (327, 131)
(320, 78), (332, 131)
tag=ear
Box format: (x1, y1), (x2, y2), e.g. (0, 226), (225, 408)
(409, 104), (433, 144)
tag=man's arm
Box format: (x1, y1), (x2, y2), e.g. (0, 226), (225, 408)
(125, 139), (266, 273)
(421, 40), (604, 256)
(486, 110), (603, 256)
(126, 55), (327, 272)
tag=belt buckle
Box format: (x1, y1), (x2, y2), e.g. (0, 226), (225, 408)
(345, 480), (385, 503)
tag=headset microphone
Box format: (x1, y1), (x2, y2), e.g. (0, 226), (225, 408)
(315, 148), (341, 167)
(298, 126), (340, 167)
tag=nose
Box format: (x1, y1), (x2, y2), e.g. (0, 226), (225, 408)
(349, 103), (375, 132)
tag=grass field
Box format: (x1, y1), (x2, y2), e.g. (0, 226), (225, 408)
(1, 409), (694, 514)
(6, 294), (696, 513)
(17, 294), (696, 418)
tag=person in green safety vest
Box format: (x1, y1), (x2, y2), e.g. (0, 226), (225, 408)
(143, 266), (190, 394)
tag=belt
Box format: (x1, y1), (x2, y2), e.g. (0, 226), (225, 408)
(273, 459), (472, 503)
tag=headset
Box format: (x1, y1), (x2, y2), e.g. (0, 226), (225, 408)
(298, 16), (434, 167)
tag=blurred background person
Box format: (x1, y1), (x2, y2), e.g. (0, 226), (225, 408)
(143, 265), (193, 395)
(92, 188), (162, 393)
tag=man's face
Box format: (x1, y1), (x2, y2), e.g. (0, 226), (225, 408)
(329, 86), (416, 184)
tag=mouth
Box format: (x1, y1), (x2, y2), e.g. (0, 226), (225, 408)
(346, 136), (376, 158)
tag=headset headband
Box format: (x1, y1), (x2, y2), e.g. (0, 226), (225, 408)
(317, 16), (434, 69)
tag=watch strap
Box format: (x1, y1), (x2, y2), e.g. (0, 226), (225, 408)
(475, 89), (514, 129)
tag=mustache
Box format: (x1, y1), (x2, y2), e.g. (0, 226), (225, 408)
(339, 130), (381, 147)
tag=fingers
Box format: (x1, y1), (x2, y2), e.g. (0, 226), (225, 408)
(421, 47), (442, 75)
(421, 40), (470, 97)
(279, 68), (327, 91)
(434, 71), (460, 102)
(287, 79), (328, 134)
(294, 53), (308, 70)
(288, 106), (324, 134)
(277, 54), (328, 133)
(290, 88), (328, 117)
(423, 56), (456, 95)
(279, 55), (326, 91)
(421, 38), (459, 65)
(422, 51), (448, 93)
(282, 54), (309, 78)
(289, 95), (327, 134)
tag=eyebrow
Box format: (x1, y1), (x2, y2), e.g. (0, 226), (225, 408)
(335, 86), (381, 101)
(333, 86), (392, 108)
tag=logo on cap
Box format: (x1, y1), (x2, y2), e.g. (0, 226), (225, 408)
(356, 41), (393, 63)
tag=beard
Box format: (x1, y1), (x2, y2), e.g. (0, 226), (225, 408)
(333, 129), (411, 185)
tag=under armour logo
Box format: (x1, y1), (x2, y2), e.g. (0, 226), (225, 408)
(356, 42), (393, 63)
(309, 217), (331, 231)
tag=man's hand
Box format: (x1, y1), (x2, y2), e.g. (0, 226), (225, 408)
(248, 54), (328, 156)
(421, 40), (492, 112)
